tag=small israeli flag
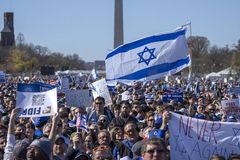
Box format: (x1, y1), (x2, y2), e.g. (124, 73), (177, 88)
(105, 26), (191, 84)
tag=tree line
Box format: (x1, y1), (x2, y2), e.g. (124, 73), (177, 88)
(188, 36), (240, 75)
(0, 33), (86, 73)
(0, 33), (240, 75)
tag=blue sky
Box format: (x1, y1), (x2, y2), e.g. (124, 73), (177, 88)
(1, 0), (240, 62)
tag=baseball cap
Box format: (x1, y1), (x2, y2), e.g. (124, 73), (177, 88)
(12, 138), (31, 159)
(195, 114), (205, 120)
(227, 115), (237, 122)
(29, 137), (51, 158)
(74, 152), (90, 160)
(148, 129), (163, 139)
(55, 135), (70, 146)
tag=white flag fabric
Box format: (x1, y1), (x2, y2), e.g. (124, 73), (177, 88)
(105, 27), (191, 84)
(16, 88), (58, 117)
(91, 68), (97, 80)
(169, 112), (240, 160)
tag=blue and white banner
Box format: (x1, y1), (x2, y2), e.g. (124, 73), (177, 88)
(16, 83), (57, 117)
(105, 27), (191, 84)
(17, 82), (55, 92)
(0, 71), (6, 83)
(162, 92), (183, 103)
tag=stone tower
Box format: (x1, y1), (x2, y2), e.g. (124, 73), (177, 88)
(1, 12), (15, 46)
(114, 0), (124, 49)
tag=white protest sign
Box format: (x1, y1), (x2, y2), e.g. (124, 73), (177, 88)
(91, 79), (112, 106)
(169, 112), (240, 160)
(16, 88), (57, 117)
(65, 89), (93, 108)
(121, 91), (131, 101)
(224, 78), (227, 83)
(61, 77), (69, 93)
(221, 99), (240, 119)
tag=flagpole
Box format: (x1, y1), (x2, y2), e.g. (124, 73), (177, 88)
(81, 71), (92, 89)
(184, 22), (192, 81)
(189, 22), (192, 81)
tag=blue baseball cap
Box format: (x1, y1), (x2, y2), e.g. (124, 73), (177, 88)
(227, 115), (237, 122)
(195, 114), (205, 120)
(148, 129), (163, 139)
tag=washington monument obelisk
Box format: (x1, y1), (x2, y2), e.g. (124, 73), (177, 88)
(114, 0), (124, 48)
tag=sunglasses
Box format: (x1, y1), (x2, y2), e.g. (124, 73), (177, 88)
(125, 128), (136, 134)
(99, 119), (107, 122)
(95, 102), (103, 105)
(116, 131), (123, 134)
(146, 148), (164, 154)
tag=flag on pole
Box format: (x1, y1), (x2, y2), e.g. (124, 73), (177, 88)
(76, 113), (81, 129)
(76, 113), (87, 132)
(105, 26), (191, 84)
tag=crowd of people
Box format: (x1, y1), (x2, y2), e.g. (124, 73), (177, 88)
(0, 75), (240, 160)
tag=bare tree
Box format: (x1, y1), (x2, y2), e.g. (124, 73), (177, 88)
(188, 36), (210, 58)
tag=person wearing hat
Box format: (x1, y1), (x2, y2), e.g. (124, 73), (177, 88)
(74, 152), (91, 160)
(12, 138), (31, 160)
(227, 115), (238, 122)
(31, 116), (49, 139)
(26, 137), (51, 160)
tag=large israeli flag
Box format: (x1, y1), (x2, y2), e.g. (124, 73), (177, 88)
(105, 27), (191, 84)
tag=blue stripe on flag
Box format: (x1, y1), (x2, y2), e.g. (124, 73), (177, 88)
(107, 56), (190, 81)
(106, 29), (186, 60)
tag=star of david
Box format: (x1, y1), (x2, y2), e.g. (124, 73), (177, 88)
(137, 46), (156, 65)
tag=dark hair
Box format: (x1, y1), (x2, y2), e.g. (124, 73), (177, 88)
(121, 101), (131, 109)
(16, 123), (26, 131)
(142, 138), (167, 153)
(132, 101), (140, 106)
(228, 154), (240, 160)
(93, 145), (114, 160)
(113, 103), (121, 110)
(25, 123), (35, 130)
(110, 127), (123, 140)
(146, 111), (154, 119)
(210, 154), (225, 160)
(124, 121), (139, 132)
(95, 96), (105, 103)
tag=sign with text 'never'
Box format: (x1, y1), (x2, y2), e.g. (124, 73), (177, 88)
(169, 112), (240, 160)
